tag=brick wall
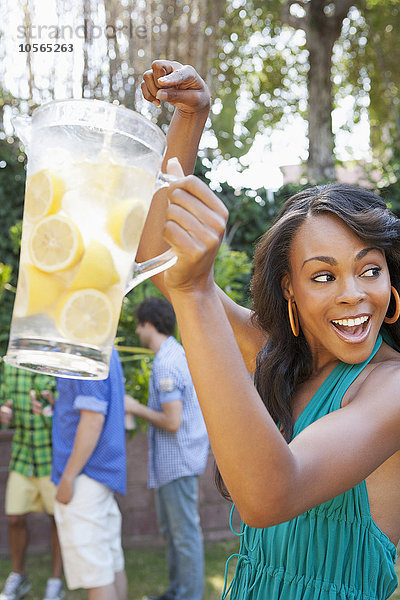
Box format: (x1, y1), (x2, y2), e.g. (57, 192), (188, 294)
(0, 429), (236, 557)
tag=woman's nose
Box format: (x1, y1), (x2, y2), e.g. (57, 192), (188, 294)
(335, 278), (366, 304)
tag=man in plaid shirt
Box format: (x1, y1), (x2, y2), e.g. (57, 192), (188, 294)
(0, 363), (64, 600)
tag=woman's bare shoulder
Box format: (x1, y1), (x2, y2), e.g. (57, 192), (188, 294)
(358, 342), (400, 398)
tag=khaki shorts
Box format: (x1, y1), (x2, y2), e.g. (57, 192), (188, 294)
(54, 474), (124, 590)
(5, 470), (55, 516)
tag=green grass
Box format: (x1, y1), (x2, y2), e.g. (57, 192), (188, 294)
(0, 539), (239, 600)
(1, 541), (399, 599)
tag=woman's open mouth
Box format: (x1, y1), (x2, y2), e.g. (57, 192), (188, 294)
(330, 315), (371, 343)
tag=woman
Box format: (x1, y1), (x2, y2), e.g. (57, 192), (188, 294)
(139, 61), (400, 599)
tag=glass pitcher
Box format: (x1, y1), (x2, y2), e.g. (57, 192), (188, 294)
(4, 99), (176, 380)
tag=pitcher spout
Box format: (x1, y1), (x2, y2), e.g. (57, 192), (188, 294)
(12, 115), (32, 149)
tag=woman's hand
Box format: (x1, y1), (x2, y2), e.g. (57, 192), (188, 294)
(162, 162), (228, 295)
(141, 60), (211, 114)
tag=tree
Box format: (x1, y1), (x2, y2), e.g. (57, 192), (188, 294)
(280, 0), (356, 181)
(212, 0), (361, 182)
(337, 0), (400, 183)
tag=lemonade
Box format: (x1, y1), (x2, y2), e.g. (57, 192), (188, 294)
(5, 100), (177, 379)
(5, 118), (159, 378)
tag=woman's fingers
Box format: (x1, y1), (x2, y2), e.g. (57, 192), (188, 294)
(167, 185), (227, 240)
(142, 60), (210, 111)
(166, 157), (185, 178)
(163, 177), (228, 275)
(157, 64), (200, 89)
(163, 217), (209, 260)
(151, 59), (182, 77)
(142, 60), (183, 106)
(156, 88), (208, 109)
(141, 71), (161, 106)
(168, 175), (228, 226)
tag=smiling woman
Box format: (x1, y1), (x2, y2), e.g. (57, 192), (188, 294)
(157, 181), (400, 600)
(136, 59), (400, 600)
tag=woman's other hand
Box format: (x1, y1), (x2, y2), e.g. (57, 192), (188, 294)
(141, 60), (210, 114)
(163, 161), (228, 295)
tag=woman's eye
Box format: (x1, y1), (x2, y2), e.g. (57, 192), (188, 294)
(361, 266), (382, 278)
(312, 273), (335, 282)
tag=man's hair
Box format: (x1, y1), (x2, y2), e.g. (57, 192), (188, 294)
(136, 297), (176, 336)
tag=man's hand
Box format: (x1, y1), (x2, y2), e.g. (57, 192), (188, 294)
(56, 474), (75, 504)
(30, 390), (42, 415)
(141, 60), (211, 114)
(30, 389), (55, 416)
(124, 394), (143, 416)
(0, 399), (13, 427)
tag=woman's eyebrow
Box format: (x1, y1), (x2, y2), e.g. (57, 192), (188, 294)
(302, 256), (337, 268)
(302, 247), (382, 268)
(355, 246), (383, 261)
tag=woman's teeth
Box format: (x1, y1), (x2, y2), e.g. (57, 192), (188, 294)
(331, 316), (369, 327)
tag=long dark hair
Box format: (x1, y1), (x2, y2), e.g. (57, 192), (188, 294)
(216, 183), (400, 500)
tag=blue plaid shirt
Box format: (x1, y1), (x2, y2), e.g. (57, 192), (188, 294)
(148, 336), (209, 488)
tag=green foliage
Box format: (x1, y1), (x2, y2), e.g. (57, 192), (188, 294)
(380, 179), (400, 218)
(334, 1), (400, 173)
(114, 279), (163, 418)
(0, 263), (12, 300)
(211, 0), (308, 160)
(214, 242), (253, 306)
(0, 137), (25, 271)
(0, 136), (26, 353)
(218, 175), (308, 256)
(123, 356), (153, 435)
(9, 220), (23, 254)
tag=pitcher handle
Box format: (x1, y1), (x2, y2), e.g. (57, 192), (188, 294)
(126, 249), (177, 292)
(125, 170), (180, 292)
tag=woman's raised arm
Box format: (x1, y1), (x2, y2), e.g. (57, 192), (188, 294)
(136, 60), (266, 371)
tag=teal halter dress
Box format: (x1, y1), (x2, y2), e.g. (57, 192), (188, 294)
(223, 334), (398, 600)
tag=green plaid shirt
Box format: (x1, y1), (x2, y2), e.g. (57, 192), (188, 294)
(0, 363), (56, 477)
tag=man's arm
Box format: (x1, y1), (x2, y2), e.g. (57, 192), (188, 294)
(125, 394), (182, 433)
(56, 409), (105, 504)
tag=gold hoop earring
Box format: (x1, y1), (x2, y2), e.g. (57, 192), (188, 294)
(384, 286), (400, 324)
(288, 297), (299, 337)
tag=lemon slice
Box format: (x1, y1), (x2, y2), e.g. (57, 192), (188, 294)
(14, 264), (65, 317)
(70, 241), (120, 291)
(107, 198), (148, 253)
(56, 288), (115, 345)
(24, 169), (65, 222)
(29, 215), (84, 273)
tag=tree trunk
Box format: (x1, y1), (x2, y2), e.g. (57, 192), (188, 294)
(81, 0), (91, 97)
(23, 0), (35, 103)
(306, 10), (336, 182)
(281, 0), (356, 182)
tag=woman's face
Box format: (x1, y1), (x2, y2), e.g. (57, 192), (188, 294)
(284, 213), (391, 369)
